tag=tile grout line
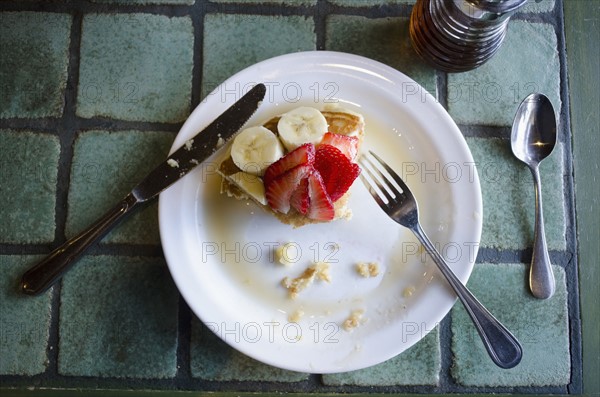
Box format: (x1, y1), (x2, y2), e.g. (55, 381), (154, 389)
(437, 314), (455, 392)
(189, 1), (206, 110)
(172, 0), (207, 384)
(315, 0), (328, 50)
(553, 0), (583, 393)
(174, 293), (193, 382)
(42, 9), (85, 379)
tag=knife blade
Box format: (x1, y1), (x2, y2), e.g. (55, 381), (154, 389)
(133, 83), (266, 201)
(21, 83), (266, 295)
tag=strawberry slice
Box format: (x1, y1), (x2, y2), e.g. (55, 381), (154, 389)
(307, 172), (335, 221)
(318, 132), (359, 160)
(290, 177), (310, 215)
(266, 164), (312, 214)
(314, 144), (361, 202)
(264, 143), (315, 186)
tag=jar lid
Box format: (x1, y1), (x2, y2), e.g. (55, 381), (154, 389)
(470, 0), (528, 14)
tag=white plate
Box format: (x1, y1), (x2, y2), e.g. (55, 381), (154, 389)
(159, 51), (482, 374)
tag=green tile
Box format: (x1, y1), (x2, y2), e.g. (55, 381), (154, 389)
(328, 0), (415, 5)
(521, 0), (555, 13)
(190, 317), (308, 381)
(202, 14), (316, 95)
(451, 263), (570, 386)
(323, 327), (440, 386)
(0, 130), (60, 244)
(58, 255), (178, 378)
(0, 12), (71, 118)
(92, 0), (193, 4)
(448, 21), (560, 127)
(467, 137), (566, 250)
(0, 255), (52, 375)
(77, 14), (193, 123)
(325, 15), (436, 94)
(213, 0), (316, 4)
(66, 130), (172, 245)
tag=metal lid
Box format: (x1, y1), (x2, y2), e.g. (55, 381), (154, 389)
(469, 0), (528, 14)
(453, 0), (527, 22)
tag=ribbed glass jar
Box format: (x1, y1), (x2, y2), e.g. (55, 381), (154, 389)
(410, 0), (527, 72)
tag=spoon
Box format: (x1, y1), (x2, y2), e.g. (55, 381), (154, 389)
(511, 93), (557, 299)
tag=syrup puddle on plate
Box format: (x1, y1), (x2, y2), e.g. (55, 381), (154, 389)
(194, 109), (447, 331)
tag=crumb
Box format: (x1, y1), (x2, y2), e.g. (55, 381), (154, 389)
(340, 208), (353, 220)
(342, 309), (365, 331)
(184, 139), (194, 151)
(189, 159), (199, 165)
(274, 243), (298, 266)
(403, 285), (416, 298)
(288, 309), (305, 323)
(282, 262), (331, 299)
(314, 261), (331, 282)
(167, 159), (179, 168)
(356, 262), (379, 278)
(216, 137), (225, 148)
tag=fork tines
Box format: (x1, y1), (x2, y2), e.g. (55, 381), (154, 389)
(359, 151), (408, 205)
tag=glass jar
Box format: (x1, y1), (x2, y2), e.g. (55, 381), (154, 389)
(410, 0), (528, 72)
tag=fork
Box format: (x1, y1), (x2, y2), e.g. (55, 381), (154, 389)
(359, 151), (522, 369)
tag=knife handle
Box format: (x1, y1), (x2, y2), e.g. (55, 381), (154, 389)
(21, 193), (140, 295)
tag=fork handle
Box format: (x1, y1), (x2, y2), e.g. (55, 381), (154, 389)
(412, 223), (523, 369)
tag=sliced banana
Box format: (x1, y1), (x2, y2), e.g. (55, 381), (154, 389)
(231, 126), (284, 176)
(277, 107), (328, 151)
(228, 172), (267, 205)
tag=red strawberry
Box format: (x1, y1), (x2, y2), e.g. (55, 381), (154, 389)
(319, 132), (359, 160)
(307, 172), (334, 221)
(266, 164), (312, 214)
(264, 143), (315, 186)
(290, 177), (310, 215)
(314, 144), (361, 202)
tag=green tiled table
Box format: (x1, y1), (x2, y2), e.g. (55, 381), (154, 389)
(1, 0), (598, 395)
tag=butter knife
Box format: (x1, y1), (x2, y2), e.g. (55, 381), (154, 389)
(21, 83), (267, 295)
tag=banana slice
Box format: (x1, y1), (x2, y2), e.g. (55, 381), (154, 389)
(231, 126), (284, 176)
(228, 172), (267, 205)
(277, 107), (328, 151)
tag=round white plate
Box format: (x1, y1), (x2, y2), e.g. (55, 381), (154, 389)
(159, 51), (482, 374)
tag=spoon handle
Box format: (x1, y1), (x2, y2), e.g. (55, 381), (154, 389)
(530, 166), (555, 299)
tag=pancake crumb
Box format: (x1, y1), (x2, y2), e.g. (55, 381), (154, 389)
(288, 309), (305, 323)
(342, 309), (365, 331)
(282, 262), (331, 299)
(356, 262), (380, 277)
(403, 285), (416, 298)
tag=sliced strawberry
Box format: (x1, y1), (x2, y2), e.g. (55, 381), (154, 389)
(307, 172), (335, 221)
(290, 177), (310, 215)
(265, 164), (312, 214)
(314, 144), (361, 202)
(264, 143), (315, 186)
(318, 132), (359, 160)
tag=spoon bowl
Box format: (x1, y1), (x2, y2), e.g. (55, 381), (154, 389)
(511, 93), (557, 299)
(511, 94), (557, 164)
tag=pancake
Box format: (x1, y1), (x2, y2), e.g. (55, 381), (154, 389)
(218, 106), (365, 227)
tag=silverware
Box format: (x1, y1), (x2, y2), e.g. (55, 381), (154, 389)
(511, 93), (557, 299)
(21, 83), (267, 296)
(359, 151), (522, 369)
